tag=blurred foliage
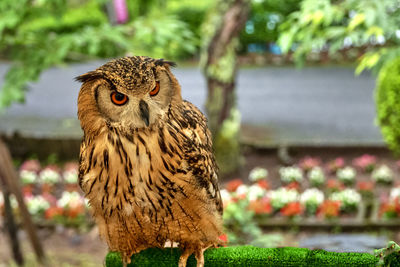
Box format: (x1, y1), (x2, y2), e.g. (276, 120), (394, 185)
(0, 0), (196, 107)
(240, 0), (299, 52)
(224, 198), (283, 247)
(167, 0), (212, 51)
(278, 0), (400, 73)
(376, 57), (400, 156)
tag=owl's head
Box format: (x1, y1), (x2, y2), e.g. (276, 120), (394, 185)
(76, 56), (182, 135)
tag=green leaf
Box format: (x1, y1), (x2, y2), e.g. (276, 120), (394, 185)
(278, 32), (293, 53)
(348, 13), (365, 31)
(355, 52), (381, 75)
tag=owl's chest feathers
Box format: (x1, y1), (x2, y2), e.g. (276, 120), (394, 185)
(82, 121), (192, 219)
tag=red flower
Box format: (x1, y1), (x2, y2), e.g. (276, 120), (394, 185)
(45, 206), (63, 219)
(318, 200), (341, 218)
(225, 179), (243, 192)
(22, 185), (34, 196)
(285, 181), (300, 191)
(218, 234), (228, 244)
(248, 198), (272, 215)
(380, 201), (397, 218)
(327, 179), (344, 191)
(257, 180), (269, 190)
(393, 197), (400, 215)
(356, 181), (374, 192)
(66, 205), (85, 218)
(280, 202), (302, 217)
(299, 156), (321, 171)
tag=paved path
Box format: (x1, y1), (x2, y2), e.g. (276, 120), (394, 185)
(0, 61), (382, 146)
(300, 233), (387, 253)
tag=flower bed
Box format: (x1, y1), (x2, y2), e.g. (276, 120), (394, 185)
(0, 159), (91, 230)
(222, 154), (400, 231)
(2, 154), (400, 232)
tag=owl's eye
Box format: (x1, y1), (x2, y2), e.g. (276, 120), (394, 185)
(149, 81), (160, 97)
(110, 91), (128, 106)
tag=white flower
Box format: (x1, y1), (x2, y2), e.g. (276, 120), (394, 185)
(372, 165), (393, 183)
(308, 167), (325, 186)
(220, 189), (232, 205)
(279, 166), (303, 183)
(57, 191), (84, 209)
(20, 170), (37, 185)
(336, 167), (356, 183)
(300, 188), (324, 206)
(40, 168), (61, 184)
(25, 196), (50, 215)
(390, 187), (400, 201)
(330, 189), (361, 210)
(247, 184), (267, 201)
(249, 167), (268, 182)
(235, 184), (249, 197)
(268, 188), (299, 210)
(63, 169), (78, 184)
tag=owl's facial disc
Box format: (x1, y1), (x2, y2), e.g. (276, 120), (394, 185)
(94, 79), (170, 129)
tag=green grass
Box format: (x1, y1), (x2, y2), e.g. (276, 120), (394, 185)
(105, 246), (379, 267)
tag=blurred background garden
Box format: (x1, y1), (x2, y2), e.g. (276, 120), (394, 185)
(1, 0), (400, 266)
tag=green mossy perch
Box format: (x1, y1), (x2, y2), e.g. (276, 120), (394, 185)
(105, 246), (380, 267)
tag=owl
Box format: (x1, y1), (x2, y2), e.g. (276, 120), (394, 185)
(76, 56), (224, 266)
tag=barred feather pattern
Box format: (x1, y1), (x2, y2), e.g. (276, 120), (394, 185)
(79, 100), (223, 262)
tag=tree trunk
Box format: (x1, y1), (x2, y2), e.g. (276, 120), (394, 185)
(201, 0), (249, 174)
(0, 140), (45, 263)
(1, 187), (24, 265)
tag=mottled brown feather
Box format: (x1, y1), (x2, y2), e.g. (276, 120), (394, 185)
(77, 56), (223, 264)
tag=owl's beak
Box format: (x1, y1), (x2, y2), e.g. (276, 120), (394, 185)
(139, 100), (150, 127)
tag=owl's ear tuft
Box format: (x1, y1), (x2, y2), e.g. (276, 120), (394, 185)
(75, 71), (103, 83)
(155, 59), (177, 68)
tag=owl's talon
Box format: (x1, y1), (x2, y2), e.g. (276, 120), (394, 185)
(179, 247), (193, 267)
(195, 248), (206, 267)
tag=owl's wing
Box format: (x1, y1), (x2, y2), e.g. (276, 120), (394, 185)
(78, 139), (88, 190)
(175, 100), (223, 215)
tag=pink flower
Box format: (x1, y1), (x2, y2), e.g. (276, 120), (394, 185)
(352, 154), (376, 173)
(299, 157), (321, 171)
(19, 159), (41, 173)
(114, 0), (129, 24)
(326, 158), (345, 174)
(63, 162), (79, 172)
